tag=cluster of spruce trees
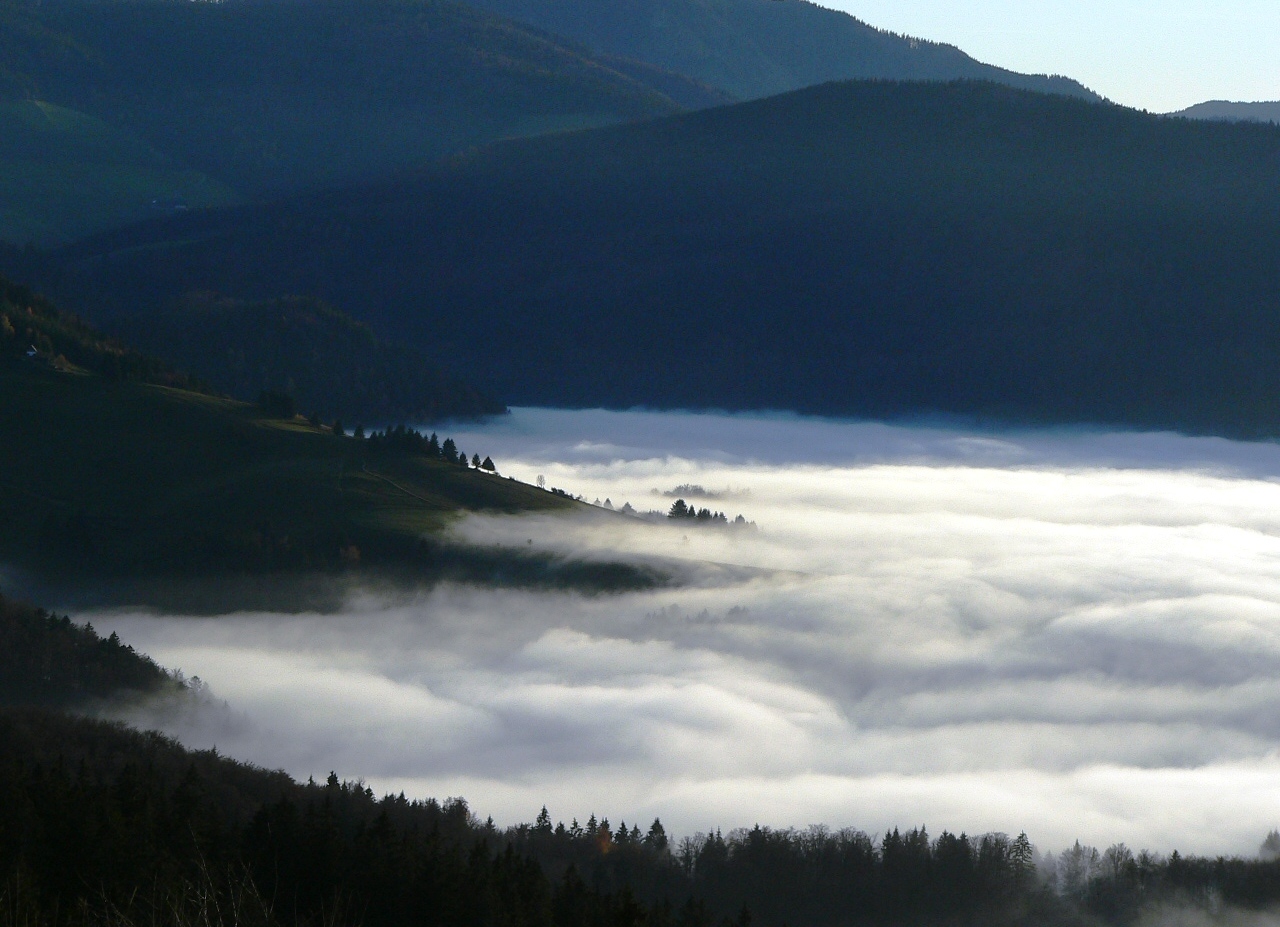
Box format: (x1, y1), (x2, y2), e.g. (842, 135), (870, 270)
(666, 500), (751, 528)
(346, 423), (497, 473)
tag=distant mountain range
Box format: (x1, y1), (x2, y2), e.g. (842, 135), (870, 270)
(0, 0), (1103, 246)
(1174, 101), (1280, 124)
(463, 0), (1100, 101)
(20, 80), (1280, 438)
(0, 0), (701, 243)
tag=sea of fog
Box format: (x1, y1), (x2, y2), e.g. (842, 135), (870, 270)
(88, 409), (1280, 857)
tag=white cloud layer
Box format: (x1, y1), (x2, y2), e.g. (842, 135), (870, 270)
(88, 410), (1280, 857)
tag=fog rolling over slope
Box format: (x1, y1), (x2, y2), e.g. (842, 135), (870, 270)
(92, 410), (1280, 856)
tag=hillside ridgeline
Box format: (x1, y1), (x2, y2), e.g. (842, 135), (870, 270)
(28, 80), (1280, 437)
(461, 0), (1099, 101)
(0, 592), (180, 710)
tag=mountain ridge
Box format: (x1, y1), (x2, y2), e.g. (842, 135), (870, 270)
(24, 80), (1280, 438)
(0, 0), (711, 244)
(1174, 100), (1280, 124)
(459, 0), (1100, 101)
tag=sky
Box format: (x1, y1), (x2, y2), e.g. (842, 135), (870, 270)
(88, 409), (1280, 859)
(821, 0), (1280, 113)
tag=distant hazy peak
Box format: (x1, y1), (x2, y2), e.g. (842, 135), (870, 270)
(1172, 101), (1280, 124)
(460, 0), (1101, 102)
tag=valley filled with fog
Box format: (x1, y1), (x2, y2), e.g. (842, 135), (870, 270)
(88, 409), (1280, 857)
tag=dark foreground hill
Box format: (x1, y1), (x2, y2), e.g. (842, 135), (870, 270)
(0, 593), (179, 710)
(31, 80), (1280, 437)
(462, 0), (1099, 102)
(7, 700), (1280, 927)
(0, 0), (715, 243)
(5, 593), (1280, 927)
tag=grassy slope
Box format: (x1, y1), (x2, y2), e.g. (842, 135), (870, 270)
(0, 99), (239, 246)
(0, 356), (582, 593)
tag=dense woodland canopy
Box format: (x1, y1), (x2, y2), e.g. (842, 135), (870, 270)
(2, 673), (1280, 927)
(0, 594), (177, 709)
(27, 80), (1280, 437)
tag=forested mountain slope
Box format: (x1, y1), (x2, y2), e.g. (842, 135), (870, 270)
(108, 291), (507, 423)
(0, 98), (238, 246)
(0, 0), (713, 242)
(0, 274), (503, 423)
(0, 593), (179, 709)
(461, 0), (1098, 101)
(7, 702), (1280, 927)
(30, 80), (1280, 437)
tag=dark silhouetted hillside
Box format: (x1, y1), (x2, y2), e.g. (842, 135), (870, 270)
(0, 274), (206, 389)
(24, 80), (1280, 437)
(0, 593), (177, 709)
(111, 292), (506, 423)
(6, 703), (1280, 927)
(461, 0), (1099, 101)
(1, 275), (498, 422)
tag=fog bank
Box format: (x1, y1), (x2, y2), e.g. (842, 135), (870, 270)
(88, 410), (1280, 857)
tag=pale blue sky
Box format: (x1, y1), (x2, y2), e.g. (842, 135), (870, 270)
(821, 0), (1279, 113)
